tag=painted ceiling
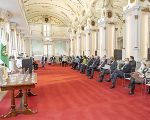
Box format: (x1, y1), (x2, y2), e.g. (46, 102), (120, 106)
(22, 0), (128, 26)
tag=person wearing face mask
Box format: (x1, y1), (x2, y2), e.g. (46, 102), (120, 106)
(106, 58), (132, 89)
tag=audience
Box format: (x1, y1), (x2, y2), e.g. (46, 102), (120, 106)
(37, 54), (150, 95)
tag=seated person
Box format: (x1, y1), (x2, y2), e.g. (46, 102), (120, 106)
(84, 56), (94, 72)
(128, 61), (150, 95)
(98, 57), (118, 82)
(97, 55), (107, 71)
(67, 56), (72, 66)
(62, 55), (68, 67)
(86, 56), (100, 79)
(107, 58), (132, 89)
(129, 56), (136, 72)
(72, 56), (80, 69)
(51, 55), (56, 64)
(80, 56), (87, 74)
(77, 56), (83, 70)
(59, 55), (63, 65)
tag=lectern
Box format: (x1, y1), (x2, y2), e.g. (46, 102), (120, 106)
(22, 59), (33, 73)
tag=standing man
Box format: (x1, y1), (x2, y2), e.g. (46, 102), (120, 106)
(41, 55), (47, 68)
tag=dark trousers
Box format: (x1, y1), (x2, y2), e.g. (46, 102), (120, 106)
(99, 69), (110, 81)
(110, 70), (124, 86)
(41, 61), (45, 68)
(128, 77), (136, 93)
(80, 64), (87, 73)
(86, 67), (96, 77)
(62, 61), (67, 67)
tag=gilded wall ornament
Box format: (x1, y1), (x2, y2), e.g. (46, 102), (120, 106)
(130, 0), (135, 3)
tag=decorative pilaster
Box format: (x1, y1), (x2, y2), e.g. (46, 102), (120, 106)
(123, 1), (150, 60)
(98, 0), (118, 58)
(76, 32), (81, 56)
(10, 22), (18, 58)
(85, 26), (91, 57)
(69, 29), (76, 56)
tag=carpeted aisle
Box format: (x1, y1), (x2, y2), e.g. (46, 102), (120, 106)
(0, 65), (150, 120)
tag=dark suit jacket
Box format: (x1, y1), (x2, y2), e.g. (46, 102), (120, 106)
(110, 61), (118, 70)
(122, 64), (132, 73)
(42, 57), (47, 62)
(92, 59), (100, 68)
(87, 58), (94, 67)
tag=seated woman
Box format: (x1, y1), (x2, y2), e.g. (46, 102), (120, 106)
(98, 57), (118, 82)
(128, 61), (150, 95)
(80, 56), (87, 74)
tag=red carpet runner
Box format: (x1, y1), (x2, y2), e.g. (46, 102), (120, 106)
(0, 65), (150, 120)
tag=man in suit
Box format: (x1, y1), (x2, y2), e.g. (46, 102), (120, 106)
(107, 58), (132, 88)
(41, 55), (47, 68)
(98, 57), (118, 82)
(86, 56), (100, 79)
(129, 56), (136, 72)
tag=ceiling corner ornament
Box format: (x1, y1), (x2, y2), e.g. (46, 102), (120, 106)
(107, 10), (112, 18)
(81, 26), (84, 31)
(140, 0), (145, 2)
(91, 21), (95, 26)
(141, 8), (150, 12)
(0, 8), (12, 24)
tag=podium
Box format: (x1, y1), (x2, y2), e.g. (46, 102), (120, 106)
(22, 59), (33, 73)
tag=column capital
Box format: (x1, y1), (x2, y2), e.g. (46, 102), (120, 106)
(98, 17), (117, 27)
(123, 1), (150, 16)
